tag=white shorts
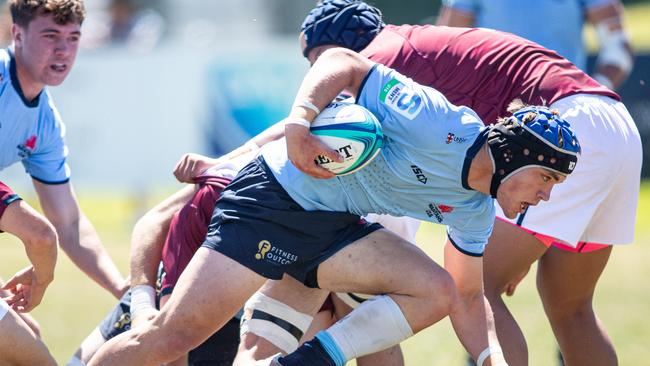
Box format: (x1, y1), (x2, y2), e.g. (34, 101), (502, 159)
(0, 298), (9, 322)
(495, 94), (642, 247)
(363, 213), (421, 243)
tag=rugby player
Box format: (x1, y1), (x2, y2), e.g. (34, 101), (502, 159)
(264, 2), (639, 365)
(88, 37), (580, 365)
(0, 0), (127, 300)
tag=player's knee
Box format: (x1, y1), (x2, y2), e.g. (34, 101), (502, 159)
(424, 268), (455, 307)
(544, 298), (594, 324)
(240, 292), (314, 355)
(411, 269), (456, 329)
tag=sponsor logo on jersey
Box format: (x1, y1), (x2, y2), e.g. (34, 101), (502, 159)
(17, 135), (37, 158)
(425, 203), (454, 223)
(254, 240), (298, 265)
(379, 78), (423, 120)
(410, 165), (428, 184)
(446, 133), (468, 144)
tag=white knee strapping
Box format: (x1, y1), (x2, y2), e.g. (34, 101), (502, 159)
(325, 295), (413, 360)
(240, 292), (313, 354)
(0, 299), (9, 322)
(334, 292), (374, 310)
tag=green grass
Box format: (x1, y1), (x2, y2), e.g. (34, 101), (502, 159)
(1, 182), (649, 364)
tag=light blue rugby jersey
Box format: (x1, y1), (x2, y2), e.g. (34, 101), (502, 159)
(263, 63), (495, 255)
(443, 0), (611, 71)
(0, 49), (70, 184)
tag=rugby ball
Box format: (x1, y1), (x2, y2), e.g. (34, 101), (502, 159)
(310, 102), (383, 175)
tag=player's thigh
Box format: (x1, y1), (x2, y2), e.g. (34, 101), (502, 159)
(156, 248), (265, 341)
(537, 245), (612, 309)
(255, 276), (329, 315)
(0, 307), (55, 366)
(483, 219), (547, 294)
(317, 228), (446, 296)
(0, 199), (55, 243)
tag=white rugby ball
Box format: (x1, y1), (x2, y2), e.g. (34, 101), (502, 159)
(310, 102), (383, 175)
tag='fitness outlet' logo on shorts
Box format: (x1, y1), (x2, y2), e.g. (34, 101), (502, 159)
(254, 240), (298, 265)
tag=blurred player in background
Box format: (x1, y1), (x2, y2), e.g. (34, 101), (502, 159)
(437, 0), (634, 90)
(292, 1), (642, 365)
(0, 182), (57, 365)
(0, 0), (127, 299)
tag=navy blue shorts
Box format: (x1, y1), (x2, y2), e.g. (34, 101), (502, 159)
(202, 157), (381, 288)
(98, 290), (132, 340)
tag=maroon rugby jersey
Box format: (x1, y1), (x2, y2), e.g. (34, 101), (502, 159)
(361, 25), (619, 125)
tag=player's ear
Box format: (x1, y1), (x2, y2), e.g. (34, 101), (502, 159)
(11, 24), (23, 47)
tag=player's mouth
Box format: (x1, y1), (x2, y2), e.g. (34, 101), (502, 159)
(519, 202), (530, 214)
(50, 63), (67, 73)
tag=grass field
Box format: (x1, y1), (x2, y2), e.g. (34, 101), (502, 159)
(0, 181), (648, 365)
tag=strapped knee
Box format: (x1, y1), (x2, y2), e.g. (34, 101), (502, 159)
(240, 292), (313, 354)
(334, 292), (374, 309)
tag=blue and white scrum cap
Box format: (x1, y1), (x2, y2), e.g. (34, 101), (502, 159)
(301, 0), (384, 58)
(487, 106), (581, 198)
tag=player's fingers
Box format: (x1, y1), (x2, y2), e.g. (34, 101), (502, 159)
(2, 275), (20, 290)
(314, 139), (343, 164)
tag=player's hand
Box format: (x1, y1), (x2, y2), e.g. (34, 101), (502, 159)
(131, 307), (158, 329)
(285, 123), (341, 179)
(1, 266), (51, 312)
(504, 266), (530, 296)
(173, 153), (220, 183)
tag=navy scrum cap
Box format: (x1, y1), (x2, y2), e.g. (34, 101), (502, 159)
(487, 106), (581, 198)
(301, 0), (385, 58)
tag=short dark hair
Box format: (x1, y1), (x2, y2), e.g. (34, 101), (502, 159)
(9, 0), (86, 28)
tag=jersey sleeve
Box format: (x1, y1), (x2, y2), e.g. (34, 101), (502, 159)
(446, 200), (495, 256)
(22, 96), (71, 184)
(358, 63), (448, 124)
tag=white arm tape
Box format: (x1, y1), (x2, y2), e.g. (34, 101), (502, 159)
(593, 73), (614, 89)
(130, 285), (156, 319)
(293, 100), (321, 115)
(595, 22), (633, 74)
(477, 345), (503, 366)
(284, 117), (311, 128)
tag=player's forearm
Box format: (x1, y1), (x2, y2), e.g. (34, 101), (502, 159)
(449, 291), (506, 365)
(129, 214), (167, 288)
(589, 1), (634, 89)
(22, 230), (58, 286)
(293, 48), (373, 119)
(130, 185), (195, 288)
(57, 215), (126, 299)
